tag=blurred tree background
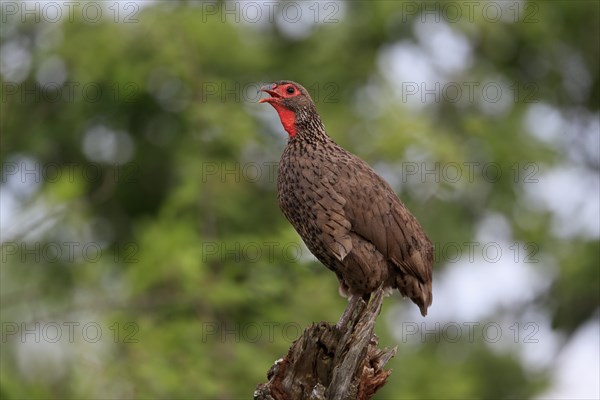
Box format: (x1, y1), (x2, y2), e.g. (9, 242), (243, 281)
(1, 1), (598, 399)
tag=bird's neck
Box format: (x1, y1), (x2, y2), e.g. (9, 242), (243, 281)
(293, 106), (329, 144)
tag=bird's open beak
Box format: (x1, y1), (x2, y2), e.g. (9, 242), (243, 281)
(258, 84), (281, 103)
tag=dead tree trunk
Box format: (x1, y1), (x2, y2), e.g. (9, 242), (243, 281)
(254, 288), (396, 400)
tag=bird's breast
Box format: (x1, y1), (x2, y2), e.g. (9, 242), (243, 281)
(277, 144), (334, 242)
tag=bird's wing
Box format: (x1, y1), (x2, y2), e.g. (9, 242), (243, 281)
(334, 156), (433, 284)
(298, 159), (354, 262)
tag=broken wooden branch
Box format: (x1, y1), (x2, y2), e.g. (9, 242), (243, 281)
(254, 288), (397, 400)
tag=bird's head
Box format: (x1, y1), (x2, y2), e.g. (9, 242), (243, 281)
(259, 80), (320, 138)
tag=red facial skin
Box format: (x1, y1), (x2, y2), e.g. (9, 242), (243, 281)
(259, 83), (302, 137)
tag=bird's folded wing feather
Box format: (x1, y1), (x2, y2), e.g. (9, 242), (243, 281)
(331, 158), (432, 284)
(299, 162), (353, 261)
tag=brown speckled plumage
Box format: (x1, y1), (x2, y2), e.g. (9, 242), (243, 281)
(261, 80), (433, 316)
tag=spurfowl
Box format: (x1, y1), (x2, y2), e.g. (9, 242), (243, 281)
(259, 80), (433, 324)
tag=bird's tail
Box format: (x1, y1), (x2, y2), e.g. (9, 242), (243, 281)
(396, 275), (432, 316)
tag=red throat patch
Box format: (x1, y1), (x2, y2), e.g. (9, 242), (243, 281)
(270, 103), (296, 137)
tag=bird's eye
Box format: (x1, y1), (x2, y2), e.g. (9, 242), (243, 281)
(286, 86), (295, 94)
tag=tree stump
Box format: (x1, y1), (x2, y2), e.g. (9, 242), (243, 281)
(254, 288), (396, 400)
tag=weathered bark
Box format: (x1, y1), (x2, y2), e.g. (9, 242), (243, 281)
(254, 288), (396, 400)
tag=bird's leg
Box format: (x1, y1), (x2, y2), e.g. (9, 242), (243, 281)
(336, 295), (363, 329)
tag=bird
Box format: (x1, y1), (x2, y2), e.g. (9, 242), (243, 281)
(259, 80), (433, 325)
